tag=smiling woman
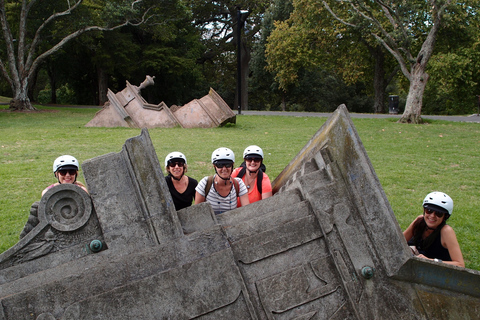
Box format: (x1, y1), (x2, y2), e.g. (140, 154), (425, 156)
(403, 191), (465, 268)
(231, 145), (272, 206)
(164, 152), (198, 211)
(195, 147), (249, 214)
(41, 155), (88, 196)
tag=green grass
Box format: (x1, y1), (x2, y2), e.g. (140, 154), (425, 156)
(1, 105), (479, 270)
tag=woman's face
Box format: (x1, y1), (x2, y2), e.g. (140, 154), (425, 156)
(245, 156), (262, 172)
(215, 162), (233, 179)
(423, 208), (445, 229)
(167, 161), (185, 179)
(56, 169), (77, 184)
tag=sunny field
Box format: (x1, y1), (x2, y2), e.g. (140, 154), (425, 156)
(1, 104), (479, 270)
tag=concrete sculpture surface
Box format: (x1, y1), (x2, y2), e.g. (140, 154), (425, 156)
(1, 105), (479, 319)
(85, 75), (236, 128)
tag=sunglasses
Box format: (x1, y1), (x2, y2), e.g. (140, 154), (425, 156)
(424, 208), (444, 218)
(168, 161), (185, 168)
(215, 163), (233, 169)
(58, 169), (77, 176)
(245, 157), (262, 163)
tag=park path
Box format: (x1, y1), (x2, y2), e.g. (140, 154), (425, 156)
(240, 110), (480, 123)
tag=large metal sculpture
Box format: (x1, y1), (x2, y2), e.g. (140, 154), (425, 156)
(85, 75), (236, 128)
(1, 105), (479, 319)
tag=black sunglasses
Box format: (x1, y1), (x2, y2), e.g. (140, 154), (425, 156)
(168, 161), (185, 168)
(215, 163), (233, 169)
(58, 169), (77, 176)
(245, 157), (262, 163)
(424, 208), (444, 218)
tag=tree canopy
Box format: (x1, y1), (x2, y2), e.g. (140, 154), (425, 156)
(0, 0), (187, 110)
(265, 0), (480, 121)
(1, 0), (478, 116)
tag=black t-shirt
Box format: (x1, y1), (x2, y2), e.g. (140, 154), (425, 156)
(165, 175), (198, 211)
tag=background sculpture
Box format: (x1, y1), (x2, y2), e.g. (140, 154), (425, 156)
(85, 75), (236, 128)
(1, 106), (479, 319)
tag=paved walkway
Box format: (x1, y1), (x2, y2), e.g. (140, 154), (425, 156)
(239, 110), (480, 123)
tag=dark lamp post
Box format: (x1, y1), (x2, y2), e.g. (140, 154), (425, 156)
(236, 8), (248, 115)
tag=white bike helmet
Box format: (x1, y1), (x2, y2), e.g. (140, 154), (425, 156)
(211, 147), (235, 164)
(53, 155), (79, 173)
(243, 145), (264, 159)
(423, 191), (453, 216)
(165, 152), (187, 167)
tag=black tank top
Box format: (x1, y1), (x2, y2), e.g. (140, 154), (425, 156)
(409, 231), (452, 261)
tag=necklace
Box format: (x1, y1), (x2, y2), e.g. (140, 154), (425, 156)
(245, 173), (256, 189)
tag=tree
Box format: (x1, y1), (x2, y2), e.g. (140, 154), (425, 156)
(321, 0), (456, 123)
(422, 1), (480, 115)
(188, 0), (271, 110)
(46, 30), (142, 106)
(265, 0), (399, 113)
(0, 0), (171, 111)
(249, 0), (293, 111)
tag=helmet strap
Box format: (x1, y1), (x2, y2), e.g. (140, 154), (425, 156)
(169, 172), (184, 181)
(214, 172), (231, 185)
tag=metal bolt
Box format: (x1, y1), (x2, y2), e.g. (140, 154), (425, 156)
(89, 240), (103, 253)
(361, 266), (374, 279)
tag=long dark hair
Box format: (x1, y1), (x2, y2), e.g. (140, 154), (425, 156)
(412, 214), (448, 250)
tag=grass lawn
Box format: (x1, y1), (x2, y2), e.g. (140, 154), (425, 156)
(1, 103), (479, 270)
(0, 96), (10, 104)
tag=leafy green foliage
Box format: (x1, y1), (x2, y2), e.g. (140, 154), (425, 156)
(249, 0), (293, 111)
(264, 0), (399, 113)
(423, 0), (480, 115)
(1, 0), (194, 110)
(185, 0), (273, 107)
(264, 0), (480, 119)
(27, 1), (207, 106)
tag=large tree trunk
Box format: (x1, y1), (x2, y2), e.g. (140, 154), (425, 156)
(398, 64), (428, 123)
(9, 84), (37, 111)
(9, 98), (36, 111)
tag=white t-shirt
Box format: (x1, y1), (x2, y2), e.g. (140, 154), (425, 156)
(196, 176), (248, 214)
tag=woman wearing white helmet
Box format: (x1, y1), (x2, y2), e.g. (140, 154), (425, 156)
(231, 145), (272, 206)
(164, 152), (197, 211)
(403, 191), (464, 267)
(195, 147), (249, 214)
(41, 155), (88, 196)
